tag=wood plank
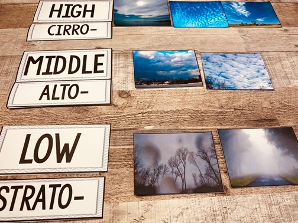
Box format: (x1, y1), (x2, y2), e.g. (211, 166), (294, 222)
(273, 3), (298, 27)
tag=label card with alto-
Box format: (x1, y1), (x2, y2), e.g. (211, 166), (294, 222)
(33, 0), (113, 23)
(27, 22), (111, 41)
(0, 125), (110, 174)
(0, 177), (104, 221)
(16, 49), (111, 82)
(7, 79), (110, 108)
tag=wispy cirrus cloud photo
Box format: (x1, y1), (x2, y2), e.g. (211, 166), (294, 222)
(114, 0), (171, 26)
(169, 1), (228, 28)
(201, 53), (273, 90)
(133, 50), (202, 88)
(222, 2), (281, 27)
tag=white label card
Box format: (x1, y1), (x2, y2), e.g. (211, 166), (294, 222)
(34, 0), (113, 22)
(17, 49), (111, 82)
(27, 22), (111, 41)
(0, 125), (110, 174)
(0, 177), (104, 221)
(7, 80), (110, 108)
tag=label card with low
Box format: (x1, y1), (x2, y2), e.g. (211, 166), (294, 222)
(7, 79), (110, 108)
(34, 0), (113, 23)
(16, 49), (111, 82)
(0, 177), (104, 221)
(27, 22), (111, 41)
(0, 125), (110, 174)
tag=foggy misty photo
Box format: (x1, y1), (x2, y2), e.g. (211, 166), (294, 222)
(134, 132), (224, 196)
(218, 127), (298, 188)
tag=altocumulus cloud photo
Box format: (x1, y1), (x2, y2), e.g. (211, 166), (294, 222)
(133, 50), (202, 88)
(114, 0), (171, 26)
(222, 2), (281, 27)
(169, 1), (228, 27)
(201, 53), (273, 90)
(134, 133), (224, 195)
(218, 127), (298, 188)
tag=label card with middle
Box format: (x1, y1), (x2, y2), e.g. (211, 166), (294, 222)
(0, 125), (110, 174)
(27, 22), (111, 41)
(0, 177), (105, 221)
(33, 0), (113, 23)
(16, 49), (111, 82)
(7, 79), (110, 108)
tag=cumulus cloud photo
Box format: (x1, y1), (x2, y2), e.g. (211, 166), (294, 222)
(133, 50), (202, 88)
(222, 2), (281, 27)
(201, 53), (273, 90)
(169, 1), (228, 28)
(114, 0), (171, 26)
(134, 133), (224, 195)
(218, 127), (298, 188)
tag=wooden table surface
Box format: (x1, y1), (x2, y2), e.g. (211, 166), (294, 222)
(1, 0), (298, 222)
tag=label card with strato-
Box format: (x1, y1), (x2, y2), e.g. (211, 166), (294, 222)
(27, 22), (111, 41)
(34, 0), (113, 23)
(16, 49), (111, 82)
(7, 79), (110, 108)
(0, 125), (110, 174)
(0, 177), (104, 221)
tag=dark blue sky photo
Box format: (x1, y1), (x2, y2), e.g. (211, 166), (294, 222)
(201, 53), (273, 90)
(114, 0), (171, 26)
(169, 1), (228, 27)
(133, 50), (202, 88)
(222, 2), (281, 26)
(218, 127), (298, 187)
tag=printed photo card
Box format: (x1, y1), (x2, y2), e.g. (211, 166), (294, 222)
(133, 50), (202, 89)
(201, 53), (273, 90)
(218, 127), (298, 188)
(134, 132), (224, 195)
(222, 2), (281, 27)
(114, 0), (171, 26)
(169, 1), (228, 28)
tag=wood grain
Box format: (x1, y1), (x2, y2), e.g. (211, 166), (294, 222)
(1, 1), (298, 222)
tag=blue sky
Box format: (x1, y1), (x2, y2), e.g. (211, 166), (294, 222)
(114, 0), (170, 25)
(201, 53), (273, 90)
(169, 1), (228, 27)
(133, 50), (200, 81)
(222, 2), (280, 25)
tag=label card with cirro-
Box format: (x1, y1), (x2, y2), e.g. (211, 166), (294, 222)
(7, 79), (110, 108)
(27, 22), (111, 41)
(16, 49), (111, 82)
(0, 177), (105, 221)
(33, 0), (113, 23)
(0, 125), (110, 174)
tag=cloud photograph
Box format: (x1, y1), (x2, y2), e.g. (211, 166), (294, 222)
(114, 0), (171, 26)
(134, 133), (224, 195)
(201, 53), (273, 90)
(222, 2), (281, 27)
(169, 1), (228, 27)
(218, 127), (298, 188)
(133, 50), (202, 88)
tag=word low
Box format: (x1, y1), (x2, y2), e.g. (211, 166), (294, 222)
(0, 178), (104, 221)
(0, 125), (110, 174)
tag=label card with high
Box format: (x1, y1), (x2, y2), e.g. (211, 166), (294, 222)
(0, 125), (110, 174)
(34, 0), (113, 22)
(0, 177), (105, 221)
(7, 79), (110, 108)
(16, 49), (111, 82)
(27, 22), (111, 41)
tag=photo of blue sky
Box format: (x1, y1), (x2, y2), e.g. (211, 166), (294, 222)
(201, 53), (273, 90)
(169, 1), (228, 28)
(222, 2), (281, 27)
(133, 50), (202, 88)
(114, 0), (171, 26)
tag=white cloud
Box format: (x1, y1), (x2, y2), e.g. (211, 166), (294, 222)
(231, 2), (250, 17)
